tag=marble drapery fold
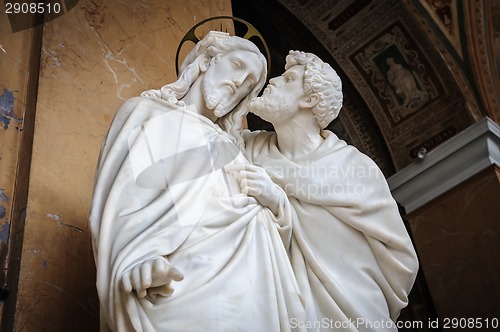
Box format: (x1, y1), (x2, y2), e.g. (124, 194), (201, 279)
(90, 96), (307, 331)
(244, 129), (419, 331)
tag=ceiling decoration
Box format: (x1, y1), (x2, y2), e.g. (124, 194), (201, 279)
(464, 0), (500, 124)
(278, 0), (483, 170)
(419, 0), (462, 57)
(235, 0), (485, 173)
(235, 0), (396, 176)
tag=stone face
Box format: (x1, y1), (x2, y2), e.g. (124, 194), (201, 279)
(4, 0), (232, 330)
(266, 0), (478, 170)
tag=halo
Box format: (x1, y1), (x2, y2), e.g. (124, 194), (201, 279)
(175, 16), (271, 81)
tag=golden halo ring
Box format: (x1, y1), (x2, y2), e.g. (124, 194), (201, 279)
(175, 16), (271, 82)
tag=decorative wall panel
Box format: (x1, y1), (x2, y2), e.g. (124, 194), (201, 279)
(279, 0), (479, 169)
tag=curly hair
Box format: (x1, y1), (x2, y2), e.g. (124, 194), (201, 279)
(285, 50), (343, 129)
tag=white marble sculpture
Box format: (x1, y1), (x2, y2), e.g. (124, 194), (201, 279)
(89, 32), (308, 331)
(242, 50), (419, 331)
(90, 30), (419, 331)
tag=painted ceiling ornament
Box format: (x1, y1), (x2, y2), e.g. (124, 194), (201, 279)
(175, 16), (271, 82)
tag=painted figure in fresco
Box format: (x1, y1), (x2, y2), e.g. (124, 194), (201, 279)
(240, 50), (419, 330)
(89, 32), (307, 331)
(386, 57), (426, 106)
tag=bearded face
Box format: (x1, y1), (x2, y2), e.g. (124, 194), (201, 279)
(202, 80), (231, 117)
(247, 89), (298, 125)
(201, 50), (263, 118)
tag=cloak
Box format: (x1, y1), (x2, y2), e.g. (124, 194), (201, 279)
(90, 97), (307, 331)
(244, 130), (419, 331)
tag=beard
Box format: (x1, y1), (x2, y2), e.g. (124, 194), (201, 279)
(204, 90), (231, 117)
(247, 93), (296, 125)
(201, 73), (235, 118)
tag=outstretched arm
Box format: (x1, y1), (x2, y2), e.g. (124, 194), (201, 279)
(121, 257), (184, 301)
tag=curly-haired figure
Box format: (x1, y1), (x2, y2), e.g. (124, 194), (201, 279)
(239, 50), (419, 331)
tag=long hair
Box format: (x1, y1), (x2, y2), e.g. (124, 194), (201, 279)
(141, 32), (267, 149)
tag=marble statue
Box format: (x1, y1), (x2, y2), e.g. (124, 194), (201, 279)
(242, 50), (419, 330)
(89, 32), (308, 331)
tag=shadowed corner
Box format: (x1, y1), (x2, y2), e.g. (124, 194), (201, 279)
(5, 0), (80, 33)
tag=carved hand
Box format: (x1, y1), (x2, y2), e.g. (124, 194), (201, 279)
(225, 163), (285, 216)
(121, 257), (184, 300)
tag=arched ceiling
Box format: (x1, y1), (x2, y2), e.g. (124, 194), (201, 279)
(234, 0), (490, 176)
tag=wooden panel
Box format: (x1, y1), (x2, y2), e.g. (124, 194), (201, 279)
(11, 0), (232, 330)
(407, 166), (500, 319)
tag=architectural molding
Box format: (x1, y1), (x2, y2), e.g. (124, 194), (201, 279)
(388, 117), (500, 213)
(464, 0), (500, 123)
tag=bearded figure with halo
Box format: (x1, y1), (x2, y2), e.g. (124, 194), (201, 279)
(89, 24), (308, 331)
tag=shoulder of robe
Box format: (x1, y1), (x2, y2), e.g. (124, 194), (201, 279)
(112, 96), (149, 120)
(242, 129), (273, 144)
(318, 139), (387, 185)
(330, 140), (381, 171)
(113, 96), (175, 124)
(119, 96), (160, 113)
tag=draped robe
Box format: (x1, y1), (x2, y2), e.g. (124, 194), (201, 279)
(244, 130), (419, 331)
(89, 97), (307, 331)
